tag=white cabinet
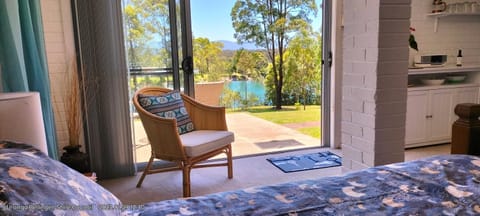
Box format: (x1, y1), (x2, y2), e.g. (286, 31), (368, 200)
(405, 86), (479, 148)
(406, 65), (480, 147)
(429, 89), (455, 141)
(454, 86), (479, 104)
(405, 91), (429, 145)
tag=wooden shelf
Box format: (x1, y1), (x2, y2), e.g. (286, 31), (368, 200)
(427, 12), (480, 32)
(408, 65), (480, 75)
(408, 83), (480, 91)
(427, 12), (480, 17)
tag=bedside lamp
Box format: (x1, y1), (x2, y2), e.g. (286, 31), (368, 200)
(0, 92), (48, 154)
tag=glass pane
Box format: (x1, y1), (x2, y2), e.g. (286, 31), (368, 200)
(123, 0), (172, 69)
(122, 0), (176, 163)
(190, 0), (324, 156)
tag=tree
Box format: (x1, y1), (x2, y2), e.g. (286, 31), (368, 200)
(193, 37), (225, 81)
(220, 88), (242, 109)
(231, 49), (268, 81)
(123, 4), (148, 67)
(284, 29), (321, 109)
(231, 0), (317, 109)
(126, 0), (172, 68)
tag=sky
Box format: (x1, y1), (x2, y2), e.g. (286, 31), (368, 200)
(190, 0), (323, 42)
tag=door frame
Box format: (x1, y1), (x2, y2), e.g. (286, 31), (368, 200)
(168, 0), (195, 96)
(321, 0), (332, 147)
(180, 0), (195, 97)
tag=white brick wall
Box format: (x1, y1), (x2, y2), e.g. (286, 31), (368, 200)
(40, 0), (78, 155)
(410, 0), (480, 65)
(342, 0), (410, 172)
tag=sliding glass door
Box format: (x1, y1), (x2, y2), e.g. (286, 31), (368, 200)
(122, 0), (194, 163)
(123, 0), (193, 94)
(124, 0), (330, 163)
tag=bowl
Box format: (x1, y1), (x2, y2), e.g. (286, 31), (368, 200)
(421, 79), (445, 86)
(445, 75), (466, 83)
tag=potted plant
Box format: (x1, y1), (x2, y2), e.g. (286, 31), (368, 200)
(59, 61), (90, 173)
(409, 27), (418, 51)
(409, 27), (420, 67)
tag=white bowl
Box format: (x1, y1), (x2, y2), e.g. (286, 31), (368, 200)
(446, 75), (466, 83)
(421, 79), (445, 86)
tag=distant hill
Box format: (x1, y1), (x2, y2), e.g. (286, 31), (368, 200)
(146, 40), (263, 51)
(218, 40), (262, 51)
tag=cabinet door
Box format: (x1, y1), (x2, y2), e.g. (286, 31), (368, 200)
(405, 91), (429, 145)
(429, 89), (455, 141)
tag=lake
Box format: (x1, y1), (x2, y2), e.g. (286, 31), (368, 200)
(226, 80), (266, 104)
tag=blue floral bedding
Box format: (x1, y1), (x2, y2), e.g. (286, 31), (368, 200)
(0, 141), (122, 216)
(127, 154), (480, 215)
(1, 140), (479, 215)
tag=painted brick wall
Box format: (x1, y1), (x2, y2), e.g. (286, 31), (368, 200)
(410, 1), (480, 65)
(342, 0), (410, 172)
(40, 0), (77, 154)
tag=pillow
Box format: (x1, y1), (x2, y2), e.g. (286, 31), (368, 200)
(0, 140), (123, 216)
(138, 90), (195, 134)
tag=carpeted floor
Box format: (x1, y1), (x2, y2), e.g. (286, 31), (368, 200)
(100, 144), (450, 204)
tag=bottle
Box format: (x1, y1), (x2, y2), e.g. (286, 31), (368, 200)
(456, 49), (463, 66)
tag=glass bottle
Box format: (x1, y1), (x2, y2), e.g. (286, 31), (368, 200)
(456, 49), (463, 66)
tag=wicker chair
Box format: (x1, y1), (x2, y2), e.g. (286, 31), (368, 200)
(133, 87), (234, 197)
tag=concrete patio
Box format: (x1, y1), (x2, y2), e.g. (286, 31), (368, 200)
(133, 112), (322, 163)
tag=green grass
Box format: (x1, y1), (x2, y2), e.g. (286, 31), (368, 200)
(298, 127), (321, 139)
(245, 105), (321, 138)
(247, 105), (320, 124)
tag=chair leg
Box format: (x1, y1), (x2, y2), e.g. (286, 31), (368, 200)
(227, 144), (233, 179)
(136, 155), (154, 188)
(182, 165), (192, 197)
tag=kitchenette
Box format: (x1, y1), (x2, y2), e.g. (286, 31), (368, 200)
(405, 0), (480, 148)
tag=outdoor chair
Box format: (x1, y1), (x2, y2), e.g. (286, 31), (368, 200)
(133, 87), (234, 197)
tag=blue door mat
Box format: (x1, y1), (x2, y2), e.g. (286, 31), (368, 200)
(267, 151), (342, 173)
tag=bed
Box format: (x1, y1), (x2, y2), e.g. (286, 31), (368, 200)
(1, 140), (479, 215)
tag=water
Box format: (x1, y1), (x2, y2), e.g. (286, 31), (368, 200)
(226, 80), (266, 104)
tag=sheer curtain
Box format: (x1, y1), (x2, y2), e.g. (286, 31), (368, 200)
(0, 0), (58, 159)
(72, 0), (135, 178)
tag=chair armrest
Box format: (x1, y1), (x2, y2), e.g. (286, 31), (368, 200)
(182, 95), (228, 131)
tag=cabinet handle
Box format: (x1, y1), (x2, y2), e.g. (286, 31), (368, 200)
(426, 115), (433, 118)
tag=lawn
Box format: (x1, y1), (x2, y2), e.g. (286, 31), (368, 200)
(298, 127), (321, 138)
(245, 105), (321, 138)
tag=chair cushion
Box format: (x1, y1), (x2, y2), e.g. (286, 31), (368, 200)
(180, 130), (234, 157)
(138, 90), (195, 135)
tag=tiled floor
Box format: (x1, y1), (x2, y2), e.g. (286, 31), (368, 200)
(132, 112), (322, 162)
(101, 143), (451, 204)
(123, 109), (453, 203)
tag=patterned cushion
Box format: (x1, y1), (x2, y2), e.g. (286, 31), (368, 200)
(138, 90), (195, 134)
(0, 141), (123, 215)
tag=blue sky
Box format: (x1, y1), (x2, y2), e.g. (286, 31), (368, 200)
(190, 0), (323, 42)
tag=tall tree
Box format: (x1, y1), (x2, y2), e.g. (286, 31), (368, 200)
(124, 4), (148, 67)
(193, 37), (224, 81)
(232, 49), (268, 80)
(123, 0), (173, 68)
(231, 0), (317, 109)
(129, 0), (171, 67)
(284, 29), (321, 109)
